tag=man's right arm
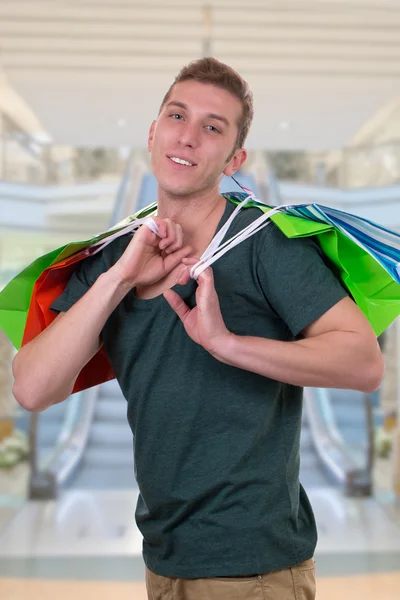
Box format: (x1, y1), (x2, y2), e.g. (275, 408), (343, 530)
(12, 215), (192, 413)
(12, 268), (132, 412)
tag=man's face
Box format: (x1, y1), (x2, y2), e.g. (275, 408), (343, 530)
(148, 80), (246, 199)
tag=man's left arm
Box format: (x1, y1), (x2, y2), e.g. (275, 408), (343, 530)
(164, 262), (385, 393)
(210, 295), (385, 393)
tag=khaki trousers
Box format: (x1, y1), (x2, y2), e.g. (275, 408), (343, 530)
(145, 558), (316, 600)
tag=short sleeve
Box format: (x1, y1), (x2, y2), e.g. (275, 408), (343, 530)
(50, 250), (107, 314)
(256, 223), (348, 337)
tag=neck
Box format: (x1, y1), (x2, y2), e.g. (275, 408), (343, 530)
(156, 186), (227, 256)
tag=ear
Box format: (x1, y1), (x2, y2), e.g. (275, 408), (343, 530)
(148, 120), (156, 153)
(223, 148), (247, 177)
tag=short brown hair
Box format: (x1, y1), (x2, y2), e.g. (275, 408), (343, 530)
(159, 57), (254, 151)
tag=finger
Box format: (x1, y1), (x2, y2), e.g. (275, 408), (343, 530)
(163, 290), (191, 322)
(163, 245), (193, 274)
(181, 256), (200, 266)
(174, 256), (201, 284)
(196, 265), (217, 297)
(135, 222), (160, 247)
(159, 218), (179, 251)
(195, 268), (221, 317)
(152, 217), (167, 239)
(182, 256), (210, 280)
(175, 265), (191, 286)
(164, 223), (184, 254)
(176, 255), (200, 285)
(197, 265), (215, 287)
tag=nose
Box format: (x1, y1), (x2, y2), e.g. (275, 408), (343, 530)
(178, 122), (200, 149)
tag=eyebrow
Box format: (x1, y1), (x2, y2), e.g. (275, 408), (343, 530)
(166, 101), (230, 128)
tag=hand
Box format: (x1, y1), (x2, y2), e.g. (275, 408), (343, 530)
(163, 257), (233, 356)
(111, 218), (192, 288)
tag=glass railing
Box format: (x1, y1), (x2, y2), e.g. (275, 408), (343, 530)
(24, 150), (140, 495)
(265, 150), (339, 187)
(342, 142), (400, 188)
(265, 140), (400, 189)
(2, 108), (400, 191)
(0, 331), (30, 525)
(304, 386), (373, 496)
(0, 110), (129, 185)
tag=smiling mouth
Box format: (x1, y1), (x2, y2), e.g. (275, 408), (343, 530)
(168, 156), (197, 167)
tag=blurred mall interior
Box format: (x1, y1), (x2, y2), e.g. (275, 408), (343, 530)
(1, 0), (400, 598)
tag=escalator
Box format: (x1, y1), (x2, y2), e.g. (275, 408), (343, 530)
(330, 389), (369, 464)
(302, 386), (372, 495)
(38, 382), (370, 493)
(300, 405), (335, 489)
(28, 169), (266, 492)
(66, 380), (135, 490)
(64, 385), (369, 492)
(34, 368), (370, 493)
(27, 163), (373, 497)
(300, 388), (370, 491)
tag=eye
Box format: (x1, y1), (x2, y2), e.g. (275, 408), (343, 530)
(170, 113), (183, 120)
(206, 125), (220, 133)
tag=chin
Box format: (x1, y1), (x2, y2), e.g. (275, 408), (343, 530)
(159, 180), (199, 199)
(167, 189), (197, 199)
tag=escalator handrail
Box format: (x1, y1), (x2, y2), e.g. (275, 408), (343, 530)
(267, 172), (373, 494)
(304, 386), (372, 493)
(52, 388), (98, 486)
(29, 149), (144, 490)
(39, 392), (83, 472)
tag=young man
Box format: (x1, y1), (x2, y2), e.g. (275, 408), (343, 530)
(12, 58), (384, 600)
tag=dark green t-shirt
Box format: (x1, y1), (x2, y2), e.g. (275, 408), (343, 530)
(51, 197), (347, 579)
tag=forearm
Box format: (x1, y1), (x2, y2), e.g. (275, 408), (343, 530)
(212, 331), (384, 393)
(12, 266), (131, 412)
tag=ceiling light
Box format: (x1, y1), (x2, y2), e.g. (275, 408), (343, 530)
(33, 131), (53, 144)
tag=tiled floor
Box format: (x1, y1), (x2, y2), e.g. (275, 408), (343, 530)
(1, 488), (399, 559)
(0, 486), (399, 598)
(0, 462), (29, 535)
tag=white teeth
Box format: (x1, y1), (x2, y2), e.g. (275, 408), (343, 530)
(170, 157), (193, 166)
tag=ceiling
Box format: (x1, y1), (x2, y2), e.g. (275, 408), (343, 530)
(2, 0), (400, 150)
